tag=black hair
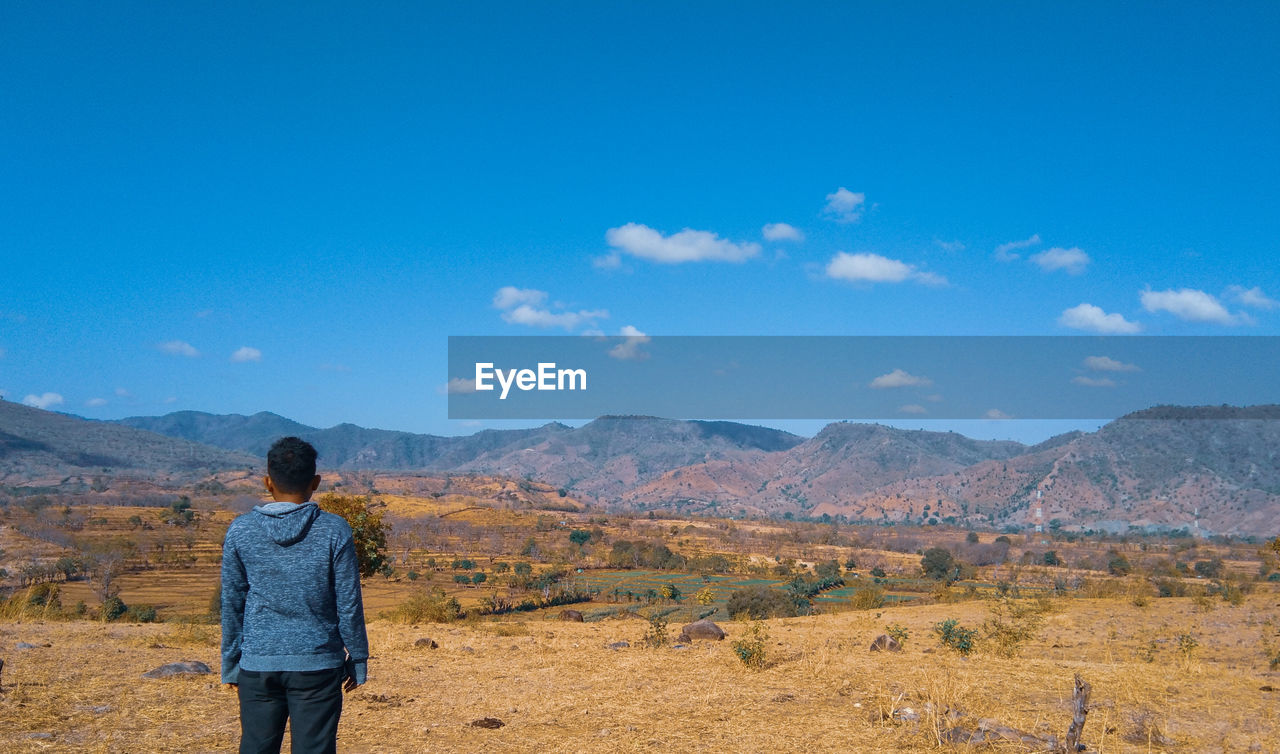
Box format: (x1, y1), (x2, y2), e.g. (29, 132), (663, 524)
(267, 436), (318, 494)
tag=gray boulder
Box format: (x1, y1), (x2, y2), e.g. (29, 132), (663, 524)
(677, 619), (726, 642)
(142, 660), (213, 679)
(869, 634), (902, 652)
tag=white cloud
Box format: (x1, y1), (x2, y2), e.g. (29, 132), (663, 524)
(231, 346), (262, 363)
(825, 252), (946, 286)
(935, 240), (965, 252)
(985, 408), (1013, 420)
(1058, 303), (1142, 334)
(605, 223), (760, 264)
(1030, 246), (1090, 275)
(158, 340), (200, 357)
(592, 253), (622, 269)
(85, 397), (108, 407)
(502, 304), (608, 331)
(823, 187), (866, 223)
(23, 392), (64, 409)
(494, 287), (609, 331)
(899, 404), (928, 415)
(762, 223), (804, 242)
(1140, 288), (1237, 324)
(870, 369), (933, 389)
(1072, 376), (1116, 388)
(318, 363), (351, 373)
(442, 377), (477, 395)
(608, 325), (650, 361)
(493, 286), (548, 310)
(114, 387), (132, 397)
(163, 396), (178, 404)
(1083, 355), (1139, 372)
(1227, 285), (1279, 311)
(994, 234), (1041, 261)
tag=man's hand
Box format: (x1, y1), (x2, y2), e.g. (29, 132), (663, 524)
(224, 683), (238, 691)
(343, 675), (358, 693)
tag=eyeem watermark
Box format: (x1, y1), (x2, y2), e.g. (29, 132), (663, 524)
(474, 362), (587, 400)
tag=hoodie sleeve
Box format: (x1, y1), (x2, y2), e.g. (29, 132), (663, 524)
(334, 528), (369, 684)
(220, 524), (249, 684)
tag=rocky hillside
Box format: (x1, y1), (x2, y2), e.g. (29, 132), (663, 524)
(0, 401), (256, 490)
(14, 403), (1280, 535)
(808, 406), (1280, 535)
(114, 412), (806, 501)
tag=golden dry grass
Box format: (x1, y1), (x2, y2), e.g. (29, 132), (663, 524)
(2, 591), (1277, 753)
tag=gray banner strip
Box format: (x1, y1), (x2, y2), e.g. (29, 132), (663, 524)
(447, 336), (1280, 420)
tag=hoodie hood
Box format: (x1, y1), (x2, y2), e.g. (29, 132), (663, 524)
(251, 501), (321, 546)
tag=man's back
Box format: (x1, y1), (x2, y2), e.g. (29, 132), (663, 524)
(221, 502), (369, 677)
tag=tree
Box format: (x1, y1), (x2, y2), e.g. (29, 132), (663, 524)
(1193, 558), (1224, 579)
(921, 547), (958, 582)
(1107, 551), (1132, 577)
(317, 493), (390, 577)
(569, 529), (591, 548)
(815, 559), (842, 580)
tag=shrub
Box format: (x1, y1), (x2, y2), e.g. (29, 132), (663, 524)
(642, 613), (669, 648)
(849, 586), (885, 610)
(0, 584), (64, 619)
(382, 588), (461, 623)
(1218, 583), (1245, 606)
(732, 621), (769, 669)
(127, 604), (159, 623)
(102, 595), (128, 622)
(934, 618), (977, 655)
(1193, 558), (1224, 579)
(870, 566), (887, 578)
(1107, 551), (1132, 576)
(316, 493), (390, 577)
(727, 586), (800, 619)
(921, 547), (958, 581)
(1175, 632), (1199, 666)
(886, 623), (909, 647)
(982, 597), (1046, 658)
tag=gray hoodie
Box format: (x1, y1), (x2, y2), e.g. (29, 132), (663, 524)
(220, 501), (368, 684)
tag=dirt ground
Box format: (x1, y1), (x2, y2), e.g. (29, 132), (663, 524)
(2, 591), (1277, 753)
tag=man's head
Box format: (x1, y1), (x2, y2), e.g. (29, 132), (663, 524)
(265, 436), (320, 502)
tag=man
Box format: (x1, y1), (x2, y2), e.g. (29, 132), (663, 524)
(221, 436), (368, 754)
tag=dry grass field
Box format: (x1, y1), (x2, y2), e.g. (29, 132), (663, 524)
(2, 590), (1278, 753)
(2, 489), (1278, 752)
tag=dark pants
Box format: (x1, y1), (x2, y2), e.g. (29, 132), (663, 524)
(237, 667), (345, 754)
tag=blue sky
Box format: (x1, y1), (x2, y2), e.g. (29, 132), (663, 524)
(2, 2), (1277, 442)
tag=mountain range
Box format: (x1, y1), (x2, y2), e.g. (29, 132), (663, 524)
(2, 400), (1278, 535)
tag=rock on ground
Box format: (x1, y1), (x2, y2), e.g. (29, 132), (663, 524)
(142, 661), (214, 679)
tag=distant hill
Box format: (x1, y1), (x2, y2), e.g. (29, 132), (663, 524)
(0, 400), (256, 490)
(14, 402), (1279, 535)
(113, 412), (806, 500)
(808, 406), (1280, 536)
(620, 421), (1026, 517)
